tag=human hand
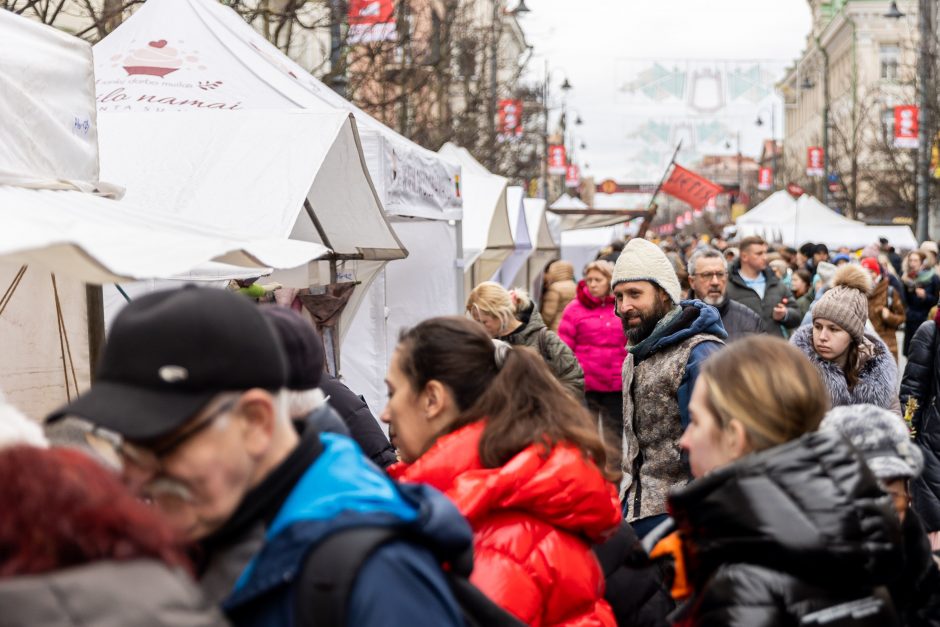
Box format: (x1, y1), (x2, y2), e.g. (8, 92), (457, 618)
(772, 299), (788, 322)
(916, 287), (926, 299)
(881, 307), (891, 321)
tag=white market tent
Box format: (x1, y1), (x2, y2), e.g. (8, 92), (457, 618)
(438, 143), (514, 290)
(512, 197), (560, 298)
(92, 0), (411, 339)
(492, 186), (533, 288)
(736, 192), (918, 250)
(561, 225), (629, 281)
(0, 11), (327, 418)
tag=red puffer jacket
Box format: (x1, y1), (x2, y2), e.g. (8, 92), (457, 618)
(389, 421), (621, 627)
(557, 281), (625, 393)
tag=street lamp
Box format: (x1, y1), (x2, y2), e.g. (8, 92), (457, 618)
(561, 78), (573, 92)
(884, 1), (904, 19)
(756, 105), (778, 191)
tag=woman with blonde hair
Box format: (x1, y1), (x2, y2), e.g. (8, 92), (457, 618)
(665, 336), (903, 625)
(558, 260), (625, 458)
(467, 282), (584, 398)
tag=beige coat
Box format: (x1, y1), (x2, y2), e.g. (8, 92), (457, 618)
(867, 277), (905, 360)
(541, 261), (577, 331)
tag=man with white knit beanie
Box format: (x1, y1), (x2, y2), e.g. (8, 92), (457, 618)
(613, 238), (727, 538)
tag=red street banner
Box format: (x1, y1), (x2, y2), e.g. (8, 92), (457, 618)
(548, 145), (567, 175)
(806, 146), (824, 177)
(565, 164), (581, 188)
(661, 164), (724, 210)
(758, 167), (773, 191)
(894, 105), (920, 149)
(498, 99), (523, 141)
(348, 0), (397, 44)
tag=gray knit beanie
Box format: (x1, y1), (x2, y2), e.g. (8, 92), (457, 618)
(812, 264), (871, 342)
(820, 404), (923, 480)
(612, 238), (682, 304)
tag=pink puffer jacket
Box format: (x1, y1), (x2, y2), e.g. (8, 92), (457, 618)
(557, 282), (626, 393)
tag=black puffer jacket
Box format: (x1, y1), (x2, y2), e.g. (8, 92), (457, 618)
(714, 297), (765, 342)
(320, 376), (398, 469)
(900, 320), (940, 532)
(890, 509), (940, 627)
(725, 260), (801, 338)
(668, 430), (904, 626)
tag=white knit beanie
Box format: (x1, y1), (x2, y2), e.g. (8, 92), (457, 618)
(612, 238), (682, 304)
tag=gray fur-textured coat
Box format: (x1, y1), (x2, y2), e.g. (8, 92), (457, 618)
(790, 324), (901, 415)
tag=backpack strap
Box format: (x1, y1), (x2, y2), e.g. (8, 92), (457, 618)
(294, 526), (399, 627)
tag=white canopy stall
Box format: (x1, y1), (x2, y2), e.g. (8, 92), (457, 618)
(492, 186), (533, 288)
(438, 143), (514, 292)
(511, 197), (560, 299)
(92, 0), (407, 343)
(1, 11), (327, 418)
(736, 192), (918, 250)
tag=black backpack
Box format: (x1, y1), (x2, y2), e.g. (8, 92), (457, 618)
(293, 526), (525, 627)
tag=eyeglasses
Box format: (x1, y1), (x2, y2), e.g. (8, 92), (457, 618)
(692, 271), (728, 281)
(84, 397), (238, 476)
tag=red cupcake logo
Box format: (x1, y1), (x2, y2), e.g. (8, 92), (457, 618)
(116, 39), (201, 78)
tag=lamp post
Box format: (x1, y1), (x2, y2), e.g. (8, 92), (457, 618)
(540, 67), (571, 201)
(756, 105), (777, 190)
(489, 1), (529, 148)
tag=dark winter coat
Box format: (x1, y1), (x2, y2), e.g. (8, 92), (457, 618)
(904, 270), (940, 328)
(890, 509), (940, 627)
(713, 297), (765, 342)
(726, 260), (801, 337)
(791, 324), (901, 414)
(0, 560), (226, 627)
(900, 320), (940, 532)
(320, 376), (397, 468)
(593, 522), (674, 627)
(668, 430), (904, 627)
(505, 302), (585, 398)
(868, 276), (906, 360)
(198, 417), (470, 627)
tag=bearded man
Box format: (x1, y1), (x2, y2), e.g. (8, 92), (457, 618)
(613, 238), (726, 538)
(687, 247), (765, 342)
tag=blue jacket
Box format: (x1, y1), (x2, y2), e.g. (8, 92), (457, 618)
(631, 300), (726, 429)
(222, 433), (471, 627)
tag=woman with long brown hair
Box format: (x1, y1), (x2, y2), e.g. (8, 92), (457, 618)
(382, 316), (621, 627)
(666, 336), (903, 625)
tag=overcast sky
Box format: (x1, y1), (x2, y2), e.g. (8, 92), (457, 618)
(520, 0), (813, 181)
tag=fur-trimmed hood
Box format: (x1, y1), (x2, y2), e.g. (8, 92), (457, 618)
(790, 324), (900, 414)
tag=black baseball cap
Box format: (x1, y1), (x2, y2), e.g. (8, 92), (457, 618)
(46, 286), (287, 442)
(258, 306), (325, 391)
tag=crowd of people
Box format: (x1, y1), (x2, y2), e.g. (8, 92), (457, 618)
(4, 232), (940, 626)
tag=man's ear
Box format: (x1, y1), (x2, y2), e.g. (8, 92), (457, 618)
(236, 389), (277, 457)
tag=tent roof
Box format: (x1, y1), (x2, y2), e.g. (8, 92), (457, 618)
(438, 143), (513, 278)
(523, 198), (558, 252)
(550, 194), (588, 210)
(93, 0), (458, 219)
(0, 8), (327, 284)
(0, 186), (328, 284)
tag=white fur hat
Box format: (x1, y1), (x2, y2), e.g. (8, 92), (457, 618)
(612, 238), (682, 304)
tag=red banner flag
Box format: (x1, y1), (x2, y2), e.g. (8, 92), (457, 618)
(548, 145), (567, 175)
(894, 105), (919, 149)
(806, 146), (824, 177)
(498, 99), (523, 141)
(348, 0), (397, 44)
(758, 167), (773, 191)
(565, 164), (581, 188)
(661, 164), (723, 210)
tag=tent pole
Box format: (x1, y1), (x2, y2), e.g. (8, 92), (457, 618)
(639, 140), (682, 238)
(455, 219), (465, 314)
(85, 284), (105, 377)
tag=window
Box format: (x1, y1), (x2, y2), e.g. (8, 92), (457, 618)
(881, 44), (900, 81)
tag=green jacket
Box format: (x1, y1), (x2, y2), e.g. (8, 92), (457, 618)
(504, 304), (585, 399)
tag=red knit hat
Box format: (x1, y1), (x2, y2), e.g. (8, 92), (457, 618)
(860, 257), (881, 277)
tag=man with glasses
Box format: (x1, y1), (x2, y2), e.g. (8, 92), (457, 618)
(46, 287), (470, 627)
(687, 247), (765, 342)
